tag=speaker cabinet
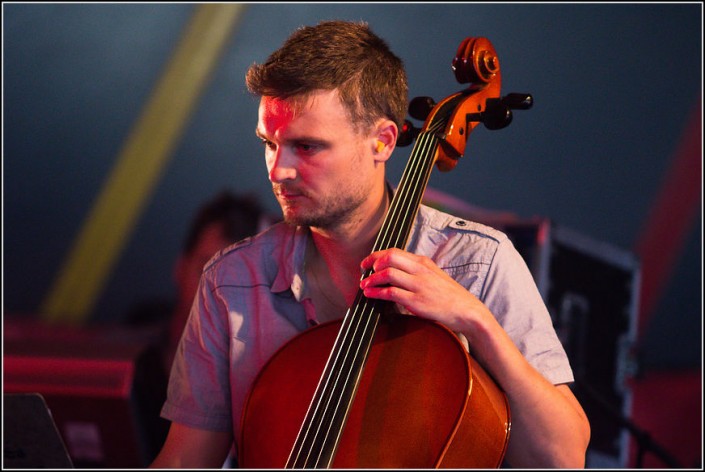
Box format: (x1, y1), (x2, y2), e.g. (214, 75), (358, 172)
(500, 219), (640, 468)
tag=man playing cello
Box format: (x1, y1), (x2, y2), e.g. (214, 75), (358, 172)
(151, 20), (589, 468)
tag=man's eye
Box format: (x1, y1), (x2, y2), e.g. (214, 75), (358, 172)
(260, 139), (276, 151)
(295, 143), (318, 155)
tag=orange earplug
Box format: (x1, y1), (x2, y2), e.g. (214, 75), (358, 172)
(376, 141), (385, 153)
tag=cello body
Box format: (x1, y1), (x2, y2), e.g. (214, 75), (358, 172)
(239, 314), (510, 468)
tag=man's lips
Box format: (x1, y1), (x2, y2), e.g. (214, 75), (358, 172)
(274, 186), (305, 200)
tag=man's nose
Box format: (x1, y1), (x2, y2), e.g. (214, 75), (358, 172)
(267, 149), (297, 183)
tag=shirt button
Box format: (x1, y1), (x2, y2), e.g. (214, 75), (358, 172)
(456, 220), (467, 226)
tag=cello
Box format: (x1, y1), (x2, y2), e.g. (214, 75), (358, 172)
(239, 36), (532, 469)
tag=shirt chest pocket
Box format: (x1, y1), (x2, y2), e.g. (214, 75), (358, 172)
(438, 261), (488, 298)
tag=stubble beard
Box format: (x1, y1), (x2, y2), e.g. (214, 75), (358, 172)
(274, 183), (369, 231)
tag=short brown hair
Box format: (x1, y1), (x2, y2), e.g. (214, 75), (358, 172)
(182, 191), (264, 254)
(245, 20), (408, 133)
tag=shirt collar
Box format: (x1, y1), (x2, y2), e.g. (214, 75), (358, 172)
(270, 224), (310, 302)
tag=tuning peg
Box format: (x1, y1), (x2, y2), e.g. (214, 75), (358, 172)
(397, 119), (420, 147)
(502, 93), (533, 110)
(408, 96), (436, 121)
(474, 93), (533, 130)
(481, 98), (513, 130)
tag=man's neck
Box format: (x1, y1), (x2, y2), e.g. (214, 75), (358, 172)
(307, 184), (390, 304)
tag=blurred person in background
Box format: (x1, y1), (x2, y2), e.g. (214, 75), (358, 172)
(127, 190), (273, 463)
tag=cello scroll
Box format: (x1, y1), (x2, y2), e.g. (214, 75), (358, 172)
(398, 36), (533, 172)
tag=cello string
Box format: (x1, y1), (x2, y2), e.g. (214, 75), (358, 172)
(290, 119), (447, 467)
(310, 129), (442, 465)
(307, 126), (442, 464)
(293, 134), (431, 466)
(300, 133), (431, 465)
(374, 122), (441, 252)
(299, 125), (443, 467)
(378, 117), (444, 253)
(395, 119), (446, 249)
(303, 125), (442, 467)
(306, 125), (442, 464)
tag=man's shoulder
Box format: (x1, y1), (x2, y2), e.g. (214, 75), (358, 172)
(203, 221), (293, 272)
(411, 204), (517, 274)
(416, 204), (509, 244)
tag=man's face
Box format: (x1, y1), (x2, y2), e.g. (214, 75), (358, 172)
(256, 90), (379, 230)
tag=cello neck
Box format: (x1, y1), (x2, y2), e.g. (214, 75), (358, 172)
(371, 124), (447, 255)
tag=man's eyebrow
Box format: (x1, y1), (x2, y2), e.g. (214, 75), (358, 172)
(254, 130), (329, 146)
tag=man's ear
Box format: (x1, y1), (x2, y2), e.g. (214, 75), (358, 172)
(372, 119), (398, 162)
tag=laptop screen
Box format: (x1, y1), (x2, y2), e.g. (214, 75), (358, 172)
(3, 393), (74, 469)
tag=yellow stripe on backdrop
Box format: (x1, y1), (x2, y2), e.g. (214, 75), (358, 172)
(40, 4), (247, 324)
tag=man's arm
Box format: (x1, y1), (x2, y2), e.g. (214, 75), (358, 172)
(463, 316), (590, 467)
(505, 383), (589, 467)
(359, 248), (591, 468)
(150, 423), (233, 468)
